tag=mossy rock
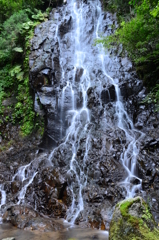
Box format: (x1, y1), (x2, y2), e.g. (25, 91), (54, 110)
(109, 196), (159, 240)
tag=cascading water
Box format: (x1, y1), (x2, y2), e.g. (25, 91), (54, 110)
(99, 54), (144, 198)
(0, 0), (145, 229)
(0, 185), (6, 223)
(47, 0), (144, 223)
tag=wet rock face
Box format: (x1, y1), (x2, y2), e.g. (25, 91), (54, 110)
(31, 167), (69, 218)
(109, 197), (159, 240)
(19, 1), (158, 228)
(101, 85), (116, 104)
(26, 0), (159, 227)
(29, 1), (142, 149)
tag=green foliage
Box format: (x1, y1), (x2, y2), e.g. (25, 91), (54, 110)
(32, 10), (48, 21)
(0, 8), (47, 136)
(0, 64), (14, 112)
(150, 1), (159, 17)
(99, 0), (159, 108)
(0, 139), (14, 152)
(142, 84), (159, 111)
(103, 0), (133, 20)
(0, 10), (29, 65)
(0, 0), (44, 23)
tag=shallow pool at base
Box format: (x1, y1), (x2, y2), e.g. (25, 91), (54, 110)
(0, 223), (109, 240)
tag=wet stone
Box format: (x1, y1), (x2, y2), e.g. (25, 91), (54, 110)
(3, 205), (64, 232)
(75, 67), (84, 82)
(11, 181), (21, 194)
(2, 238), (15, 240)
(101, 85), (116, 104)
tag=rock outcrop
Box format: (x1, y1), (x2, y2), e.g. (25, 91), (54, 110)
(109, 197), (159, 240)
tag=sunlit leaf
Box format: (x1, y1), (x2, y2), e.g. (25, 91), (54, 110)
(16, 71), (24, 81)
(13, 47), (23, 52)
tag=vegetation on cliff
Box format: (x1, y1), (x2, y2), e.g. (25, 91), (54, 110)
(0, 0), (63, 138)
(101, 0), (159, 109)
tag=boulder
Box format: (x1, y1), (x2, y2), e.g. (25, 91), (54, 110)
(109, 197), (159, 240)
(3, 205), (64, 232)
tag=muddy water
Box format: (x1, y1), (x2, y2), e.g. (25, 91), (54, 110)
(0, 223), (108, 240)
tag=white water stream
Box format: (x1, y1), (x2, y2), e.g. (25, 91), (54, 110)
(49, 0), (143, 222)
(47, 0), (143, 223)
(0, 185), (6, 223)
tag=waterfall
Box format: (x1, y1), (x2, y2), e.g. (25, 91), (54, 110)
(0, 0), (144, 226)
(47, 0), (143, 223)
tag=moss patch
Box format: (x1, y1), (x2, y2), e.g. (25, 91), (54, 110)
(109, 197), (159, 240)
